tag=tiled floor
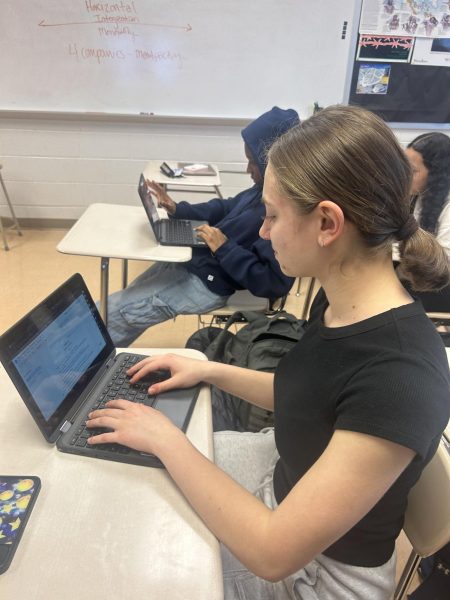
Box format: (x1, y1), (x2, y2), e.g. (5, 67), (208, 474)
(0, 227), (418, 595)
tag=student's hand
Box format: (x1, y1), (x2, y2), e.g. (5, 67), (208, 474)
(126, 353), (210, 395)
(195, 224), (228, 253)
(146, 179), (177, 215)
(86, 399), (184, 456)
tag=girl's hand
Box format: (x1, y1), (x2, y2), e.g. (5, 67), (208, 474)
(86, 399), (184, 456)
(126, 353), (210, 395)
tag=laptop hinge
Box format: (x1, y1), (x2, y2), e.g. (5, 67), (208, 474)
(105, 356), (115, 369)
(60, 420), (72, 433)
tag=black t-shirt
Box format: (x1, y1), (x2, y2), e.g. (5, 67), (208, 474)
(273, 289), (450, 567)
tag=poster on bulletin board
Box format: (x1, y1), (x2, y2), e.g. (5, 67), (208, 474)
(347, 0), (450, 125)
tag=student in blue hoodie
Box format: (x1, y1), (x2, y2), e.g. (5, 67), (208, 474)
(105, 107), (298, 347)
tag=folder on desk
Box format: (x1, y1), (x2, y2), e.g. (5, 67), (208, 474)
(178, 162), (217, 176)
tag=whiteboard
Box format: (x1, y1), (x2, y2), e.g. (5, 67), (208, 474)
(1, 0), (356, 119)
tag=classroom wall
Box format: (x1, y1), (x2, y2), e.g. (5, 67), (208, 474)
(1, 114), (446, 224)
(0, 114), (252, 223)
(2, 0), (449, 223)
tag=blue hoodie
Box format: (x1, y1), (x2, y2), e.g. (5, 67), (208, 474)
(173, 107), (299, 298)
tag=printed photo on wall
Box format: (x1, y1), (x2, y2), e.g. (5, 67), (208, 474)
(356, 63), (392, 94)
(356, 34), (414, 62)
(411, 36), (450, 65)
(360, 0), (450, 39)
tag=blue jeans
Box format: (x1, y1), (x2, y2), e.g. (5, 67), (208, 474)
(105, 262), (229, 346)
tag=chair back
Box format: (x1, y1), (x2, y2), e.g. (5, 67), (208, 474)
(198, 289), (287, 327)
(427, 312), (450, 327)
(212, 290), (270, 315)
(403, 439), (450, 557)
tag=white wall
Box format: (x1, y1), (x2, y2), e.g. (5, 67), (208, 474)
(0, 114), (446, 224)
(0, 114), (252, 223)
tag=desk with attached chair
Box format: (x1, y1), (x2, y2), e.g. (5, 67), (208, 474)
(143, 160), (223, 199)
(57, 203), (192, 327)
(0, 347), (223, 599)
(0, 164), (22, 251)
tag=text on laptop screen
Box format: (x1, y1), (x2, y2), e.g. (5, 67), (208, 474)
(12, 295), (106, 421)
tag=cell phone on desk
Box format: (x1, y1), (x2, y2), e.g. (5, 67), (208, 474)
(160, 162), (183, 178)
(0, 475), (41, 574)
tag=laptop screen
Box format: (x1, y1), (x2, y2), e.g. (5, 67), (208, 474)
(0, 274), (115, 441)
(138, 174), (160, 226)
(12, 295), (106, 421)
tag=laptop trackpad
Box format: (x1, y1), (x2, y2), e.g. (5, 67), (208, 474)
(154, 389), (194, 429)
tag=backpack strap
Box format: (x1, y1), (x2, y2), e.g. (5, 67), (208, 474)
(206, 310), (304, 361)
(204, 311), (271, 361)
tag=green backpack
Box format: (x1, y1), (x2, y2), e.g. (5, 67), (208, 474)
(186, 310), (305, 431)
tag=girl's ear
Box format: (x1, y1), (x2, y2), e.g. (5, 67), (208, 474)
(316, 200), (345, 248)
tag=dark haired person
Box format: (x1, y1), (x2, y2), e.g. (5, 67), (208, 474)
(104, 107), (298, 347)
(87, 106), (450, 599)
(401, 132), (450, 312)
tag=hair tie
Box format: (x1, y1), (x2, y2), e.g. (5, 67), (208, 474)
(397, 214), (419, 241)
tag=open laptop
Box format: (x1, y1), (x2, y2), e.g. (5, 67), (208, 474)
(138, 173), (207, 247)
(0, 273), (200, 468)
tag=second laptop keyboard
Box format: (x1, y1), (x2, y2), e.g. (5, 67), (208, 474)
(165, 219), (197, 243)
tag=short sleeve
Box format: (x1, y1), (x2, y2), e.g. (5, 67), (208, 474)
(334, 352), (450, 458)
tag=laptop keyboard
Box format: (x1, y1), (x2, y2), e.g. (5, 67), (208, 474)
(69, 353), (170, 453)
(166, 219), (196, 243)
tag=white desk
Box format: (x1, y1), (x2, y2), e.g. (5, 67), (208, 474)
(144, 160), (223, 199)
(0, 348), (223, 600)
(57, 203), (191, 326)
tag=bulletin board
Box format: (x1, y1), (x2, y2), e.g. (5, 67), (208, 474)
(347, 0), (450, 126)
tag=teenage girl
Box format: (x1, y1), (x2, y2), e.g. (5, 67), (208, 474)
(87, 106), (450, 599)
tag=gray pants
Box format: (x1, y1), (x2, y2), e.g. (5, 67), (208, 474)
(214, 429), (396, 600)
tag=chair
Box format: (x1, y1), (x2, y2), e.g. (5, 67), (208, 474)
(393, 438), (450, 600)
(0, 164), (22, 250)
(301, 277), (317, 321)
(426, 312), (450, 328)
(426, 312), (450, 347)
(198, 289), (287, 328)
(290, 276), (318, 318)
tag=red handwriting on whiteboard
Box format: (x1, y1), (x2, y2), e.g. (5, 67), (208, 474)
(84, 0), (138, 15)
(38, 19), (192, 32)
(39, 0), (193, 49)
(68, 43), (126, 63)
(135, 49), (182, 62)
(97, 25), (139, 40)
(68, 43), (182, 65)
